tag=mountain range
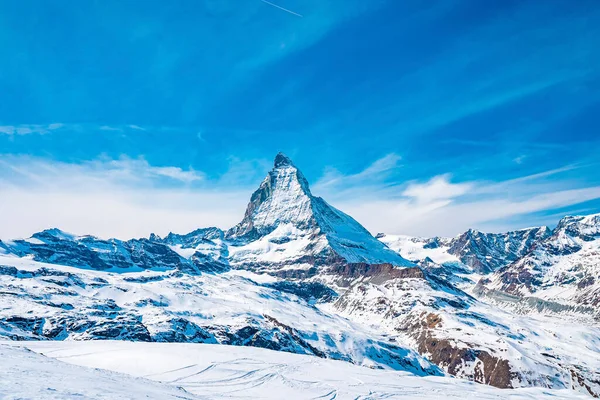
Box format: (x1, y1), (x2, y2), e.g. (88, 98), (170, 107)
(1, 153), (599, 398)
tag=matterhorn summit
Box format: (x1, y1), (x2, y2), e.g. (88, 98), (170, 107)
(226, 152), (412, 273)
(226, 153), (315, 240)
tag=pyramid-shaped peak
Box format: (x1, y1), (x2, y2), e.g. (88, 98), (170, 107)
(225, 152), (413, 268)
(274, 152), (294, 168)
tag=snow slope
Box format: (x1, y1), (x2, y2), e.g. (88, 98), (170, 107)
(0, 344), (195, 400)
(3, 341), (591, 400)
(332, 272), (600, 395)
(0, 254), (435, 375)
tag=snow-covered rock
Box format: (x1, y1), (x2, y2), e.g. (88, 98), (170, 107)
(0, 254), (437, 376)
(150, 227), (229, 273)
(331, 267), (600, 395)
(226, 153), (412, 274)
(0, 229), (200, 273)
(480, 213), (600, 307)
(378, 226), (551, 274)
(447, 227), (551, 273)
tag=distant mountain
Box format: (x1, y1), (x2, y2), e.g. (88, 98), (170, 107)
(0, 228), (201, 273)
(447, 227), (552, 273)
(150, 227), (229, 273)
(479, 214), (600, 307)
(378, 226), (551, 274)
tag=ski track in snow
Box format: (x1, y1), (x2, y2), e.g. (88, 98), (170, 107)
(1, 341), (590, 399)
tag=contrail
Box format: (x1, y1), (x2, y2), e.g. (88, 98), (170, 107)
(260, 0), (303, 17)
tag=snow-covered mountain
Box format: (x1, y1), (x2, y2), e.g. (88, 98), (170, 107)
(0, 254), (436, 375)
(330, 258), (600, 393)
(224, 153), (412, 275)
(0, 228), (207, 274)
(478, 214), (600, 307)
(367, 214), (600, 395)
(0, 154), (410, 278)
(1, 153), (600, 398)
(150, 227), (229, 273)
(377, 225), (551, 274)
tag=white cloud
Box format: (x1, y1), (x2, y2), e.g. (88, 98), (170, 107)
(0, 123), (64, 135)
(98, 125), (122, 131)
(313, 153), (401, 192)
(0, 155), (248, 240)
(313, 157), (600, 237)
(402, 174), (472, 202)
(0, 155), (204, 186)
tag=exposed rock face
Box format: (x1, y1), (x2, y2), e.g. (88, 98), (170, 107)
(409, 313), (514, 388)
(447, 227), (551, 273)
(326, 263), (426, 287)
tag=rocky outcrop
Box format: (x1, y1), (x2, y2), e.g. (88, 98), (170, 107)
(408, 312), (515, 388)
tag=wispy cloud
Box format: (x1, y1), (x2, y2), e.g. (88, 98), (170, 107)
(0, 123), (64, 135)
(0, 155), (204, 185)
(313, 155), (600, 237)
(314, 153), (401, 191)
(402, 174), (472, 203)
(0, 122), (199, 137)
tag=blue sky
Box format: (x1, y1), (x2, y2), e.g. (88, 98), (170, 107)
(1, 0), (599, 239)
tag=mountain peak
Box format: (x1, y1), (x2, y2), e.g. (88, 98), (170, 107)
(274, 152), (294, 168)
(225, 153), (313, 241)
(226, 152), (412, 268)
(33, 228), (76, 242)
